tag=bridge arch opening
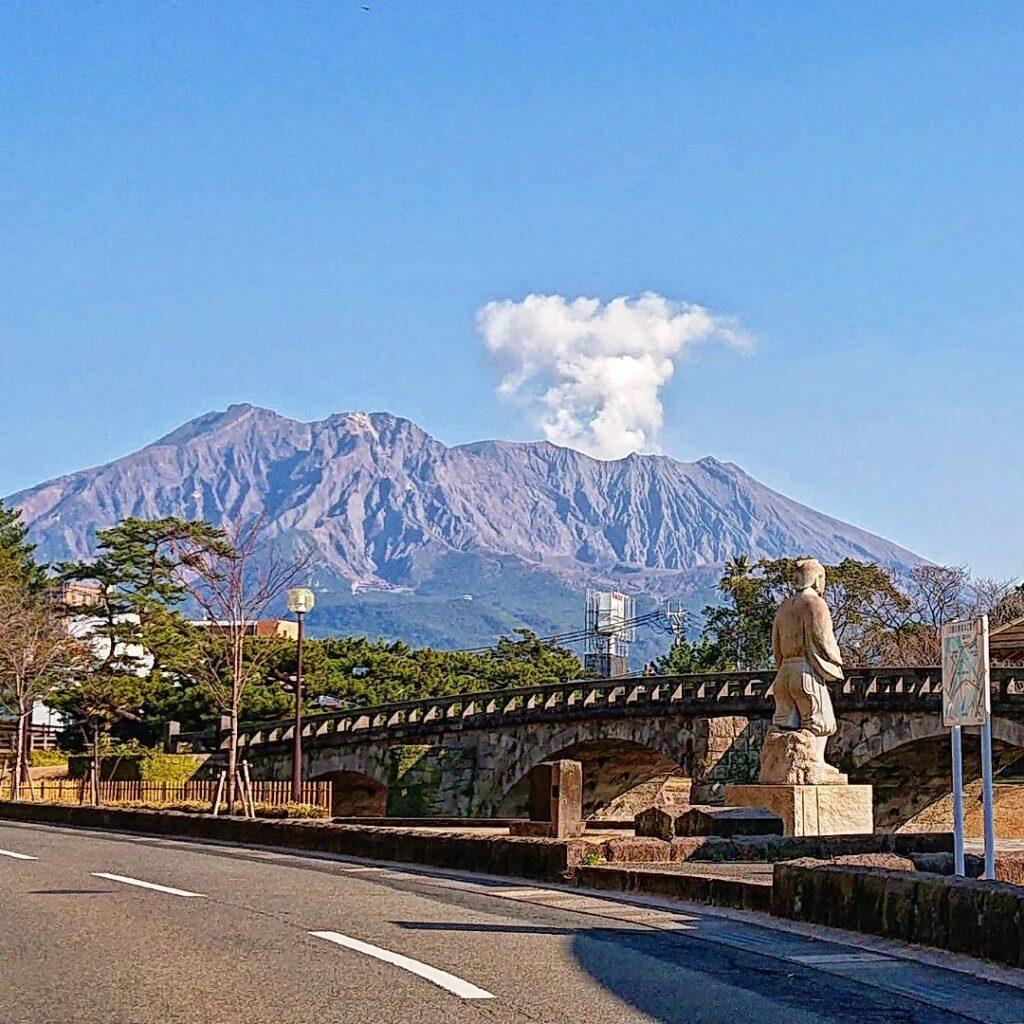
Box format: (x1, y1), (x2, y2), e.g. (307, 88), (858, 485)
(850, 718), (1024, 832)
(497, 739), (686, 819)
(313, 770), (388, 817)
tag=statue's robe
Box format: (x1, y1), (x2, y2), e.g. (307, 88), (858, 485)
(770, 587), (843, 736)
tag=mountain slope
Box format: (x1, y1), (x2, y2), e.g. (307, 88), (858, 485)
(7, 404), (921, 653)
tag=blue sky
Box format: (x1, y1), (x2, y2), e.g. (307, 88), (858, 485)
(1, 2), (1021, 577)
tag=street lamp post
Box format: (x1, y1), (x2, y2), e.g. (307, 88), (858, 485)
(286, 588), (315, 803)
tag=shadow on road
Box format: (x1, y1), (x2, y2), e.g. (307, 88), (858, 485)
(392, 920), (939, 1023)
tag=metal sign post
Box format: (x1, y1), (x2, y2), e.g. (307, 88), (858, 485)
(980, 616), (996, 879)
(981, 716), (996, 878)
(942, 615), (994, 878)
(950, 724), (965, 875)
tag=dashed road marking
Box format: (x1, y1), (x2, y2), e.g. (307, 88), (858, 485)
(91, 872), (206, 898)
(0, 848), (37, 860)
(309, 930), (494, 1000)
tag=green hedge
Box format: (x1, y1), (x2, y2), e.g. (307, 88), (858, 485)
(29, 750), (70, 768)
(68, 750), (207, 783)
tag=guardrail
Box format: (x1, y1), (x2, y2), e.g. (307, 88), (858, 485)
(167, 667), (1024, 755)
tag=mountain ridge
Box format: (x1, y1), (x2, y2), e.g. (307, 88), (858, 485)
(6, 404), (922, 653)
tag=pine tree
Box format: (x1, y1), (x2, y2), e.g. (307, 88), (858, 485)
(0, 500), (46, 592)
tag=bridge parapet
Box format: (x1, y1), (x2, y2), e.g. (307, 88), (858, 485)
(167, 666), (1024, 755)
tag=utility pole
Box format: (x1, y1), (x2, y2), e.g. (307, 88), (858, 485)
(286, 588), (315, 803)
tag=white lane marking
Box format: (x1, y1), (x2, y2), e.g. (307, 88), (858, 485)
(0, 848), (37, 860)
(92, 872), (205, 898)
(309, 930), (494, 1000)
(791, 952), (893, 965)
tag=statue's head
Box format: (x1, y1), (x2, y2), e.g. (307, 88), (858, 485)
(792, 558), (826, 596)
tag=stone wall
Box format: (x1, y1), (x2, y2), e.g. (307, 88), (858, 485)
(386, 745), (476, 817)
(772, 859), (1024, 968)
(690, 716), (768, 803)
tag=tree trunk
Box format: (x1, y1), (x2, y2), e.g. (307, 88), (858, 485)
(92, 721), (101, 807)
(226, 707), (238, 814)
(20, 705), (32, 788)
(12, 705), (26, 802)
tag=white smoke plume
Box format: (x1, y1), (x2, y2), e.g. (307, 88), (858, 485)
(476, 292), (752, 460)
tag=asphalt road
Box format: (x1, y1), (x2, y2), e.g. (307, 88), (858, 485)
(3, 821), (1024, 1024)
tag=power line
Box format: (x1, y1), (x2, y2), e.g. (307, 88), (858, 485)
(455, 607), (683, 655)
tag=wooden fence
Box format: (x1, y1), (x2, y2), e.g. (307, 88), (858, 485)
(0, 778), (332, 811)
(0, 722), (64, 753)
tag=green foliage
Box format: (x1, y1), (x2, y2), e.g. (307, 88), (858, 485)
(657, 556), (916, 673)
(29, 749), (69, 767)
(53, 518), (232, 749)
(137, 752), (205, 784)
(0, 500), (46, 593)
(257, 627), (582, 715)
(655, 635), (731, 675)
(58, 516), (230, 671)
(49, 671), (155, 743)
(580, 851), (607, 866)
(66, 741), (204, 782)
(148, 626), (295, 733)
(699, 556), (781, 670)
(38, 513), (586, 740)
(138, 625), (580, 736)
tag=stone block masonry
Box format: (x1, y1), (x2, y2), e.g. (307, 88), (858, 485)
(509, 760), (585, 838)
(385, 745), (476, 817)
(690, 716), (767, 803)
(772, 858), (1024, 969)
(221, 667), (1024, 831)
(725, 783), (873, 836)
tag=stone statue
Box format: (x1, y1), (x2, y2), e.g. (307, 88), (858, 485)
(759, 558), (847, 785)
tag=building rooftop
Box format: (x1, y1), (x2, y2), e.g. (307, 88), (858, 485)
(991, 617), (1024, 664)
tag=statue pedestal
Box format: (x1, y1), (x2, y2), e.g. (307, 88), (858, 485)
(724, 784), (873, 837)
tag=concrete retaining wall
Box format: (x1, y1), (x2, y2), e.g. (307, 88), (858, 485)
(578, 864), (771, 912)
(0, 801), (586, 883)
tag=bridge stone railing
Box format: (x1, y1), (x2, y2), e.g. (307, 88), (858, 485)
(167, 666), (1024, 755)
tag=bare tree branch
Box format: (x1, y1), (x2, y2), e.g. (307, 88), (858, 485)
(167, 518), (314, 810)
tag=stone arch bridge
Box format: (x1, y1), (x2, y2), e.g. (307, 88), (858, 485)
(167, 667), (1024, 831)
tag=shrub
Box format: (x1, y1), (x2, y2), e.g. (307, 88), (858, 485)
(251, 802), (330, 819)
(68, 746), (205, 783)
(15, 791), (329, 819)
(57, 798), (213, 813)
(160, 799), (212, 813)
(29, 749), (70, 768)
(89, 798), (328, 818)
